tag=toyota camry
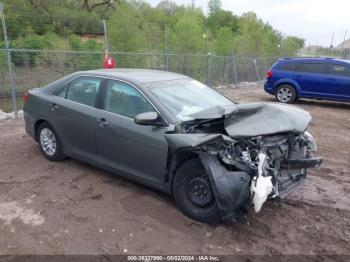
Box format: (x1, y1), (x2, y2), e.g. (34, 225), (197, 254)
(23, 69), (322, 223)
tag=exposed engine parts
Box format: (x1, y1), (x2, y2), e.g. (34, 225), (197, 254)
(211, 132), (321, 212)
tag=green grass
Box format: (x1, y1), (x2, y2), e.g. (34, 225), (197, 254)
(0, 95), (25, 112)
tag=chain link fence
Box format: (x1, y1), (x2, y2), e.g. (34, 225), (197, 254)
(0, 48), (278, 113)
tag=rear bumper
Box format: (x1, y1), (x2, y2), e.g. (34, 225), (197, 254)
(24, 111), (36, 140)
(263, 81), (274, 94)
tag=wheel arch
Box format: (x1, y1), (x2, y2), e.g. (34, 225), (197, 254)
(34, 119), (49, 141)
(166, 151), (199, 195)
(274, 79), (301, 95)
(34, 119), (58, 141)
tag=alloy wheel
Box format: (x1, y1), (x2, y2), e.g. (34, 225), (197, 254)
(40, 128), (57, 156)
(277, 87), (293, 103)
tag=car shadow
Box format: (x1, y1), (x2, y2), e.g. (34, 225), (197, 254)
(258, 96), (350, 110)
(294, 99), (350, 110)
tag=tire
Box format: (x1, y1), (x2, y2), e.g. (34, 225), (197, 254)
(37, 122), (66, 161)
(275, 84), (297, 103)
(172, 158), (221, 224)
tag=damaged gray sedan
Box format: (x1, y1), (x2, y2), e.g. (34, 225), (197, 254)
(23, 69), (322, 223)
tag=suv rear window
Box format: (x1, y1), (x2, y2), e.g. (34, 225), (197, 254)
(278, 62), (298, 71)
(297, 63), (327, 74)
(328, 64), (350, 77)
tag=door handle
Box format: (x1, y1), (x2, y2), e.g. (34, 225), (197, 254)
(327, 77), (335, 80)
(49, 103), (58, 111)
(295, 74), (302, 78)
(98, 118), (109, 126)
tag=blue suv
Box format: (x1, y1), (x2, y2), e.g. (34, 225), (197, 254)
(264, 57), (350, 103)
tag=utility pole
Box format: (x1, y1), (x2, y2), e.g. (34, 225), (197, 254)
(280, 33), (286, 56)
(204, 29), (211, 87)
(0, 1), (17, 117)
(341, 30), (348, 55)
(330, 32), (334, 48)
(205, 29), (209, 54)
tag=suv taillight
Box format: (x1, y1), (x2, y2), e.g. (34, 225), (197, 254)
(22, 92), (29, 103)
(267, 70), (273, 78)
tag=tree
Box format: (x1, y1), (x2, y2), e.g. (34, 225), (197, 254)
(81, 0), (119, 12)
(208, 0), (221, 16)
(169, 9), (205, 53)
(2, 0), (305, 58)
(282, 36), (305, 56)
(213, 27), (233, 55)
(207, 10), (238, 37)
(108, 4), (146, 52)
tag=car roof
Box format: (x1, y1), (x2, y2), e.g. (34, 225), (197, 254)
(277, 57), (350, 64)
(85, 69), (189, 84)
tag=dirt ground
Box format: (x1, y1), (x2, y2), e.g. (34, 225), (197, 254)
(0, 86), (349, 256)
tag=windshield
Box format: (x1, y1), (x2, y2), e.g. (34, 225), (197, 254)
(147, 79), (234, 121)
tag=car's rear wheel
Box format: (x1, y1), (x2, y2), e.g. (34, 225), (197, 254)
(38, 122), (65, 161)
(172, 158), (221, 224)
(275, 84), (297, 103)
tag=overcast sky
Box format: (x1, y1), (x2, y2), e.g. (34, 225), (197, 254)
(147, 0), (350, 47)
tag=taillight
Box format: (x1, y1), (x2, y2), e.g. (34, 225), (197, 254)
(22, 92), (29, 103)
(267, 70), (273, 78)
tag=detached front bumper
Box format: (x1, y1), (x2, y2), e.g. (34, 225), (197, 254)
(282, 157), (323, 169)
(275, 156), (323, 199)
(199, 152), (323, 221)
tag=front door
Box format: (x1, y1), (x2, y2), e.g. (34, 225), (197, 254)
(96, 79), (169, 186)
(326, 63), (350, 100)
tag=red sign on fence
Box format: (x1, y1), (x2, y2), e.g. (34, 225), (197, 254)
(103, 50), (116, 69)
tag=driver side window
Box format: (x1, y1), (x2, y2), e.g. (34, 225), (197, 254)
(104, 80), (155, 118)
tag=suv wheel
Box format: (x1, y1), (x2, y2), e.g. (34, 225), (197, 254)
(38, 122), (66, 161)
(172, 158), (221, 224)
(275, 84), (297, 103)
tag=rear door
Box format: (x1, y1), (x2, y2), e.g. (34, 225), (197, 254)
(95, 79), (169, 186)
(49, 76), (103, 160)
(326, 63), (350, 100)
(293, 62), (328, 97)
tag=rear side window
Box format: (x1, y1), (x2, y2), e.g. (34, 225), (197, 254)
(278, 62), (298, 71)
(328, 64), (350, 77)
(297, 63), (327, 74)
(56, 76), (102, 107)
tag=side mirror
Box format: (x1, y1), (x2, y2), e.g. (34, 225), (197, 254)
(134, 112), (165, 126)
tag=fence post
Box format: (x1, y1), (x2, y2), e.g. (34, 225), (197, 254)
(164, 24), (169, 71)
(231, 57), (239, 87)
(0, 2), (17, 116)
(231, 35), (239, 87)
(207, 53), (211, 87)
(253, 59), (261, 82)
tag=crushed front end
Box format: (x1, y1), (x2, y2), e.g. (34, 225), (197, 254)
(166, 102), (323, 221)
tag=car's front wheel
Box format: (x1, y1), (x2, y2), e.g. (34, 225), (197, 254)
(172, 158), (221, 224)
(275, 84), (297, 103)
(38, 122), (66, 161)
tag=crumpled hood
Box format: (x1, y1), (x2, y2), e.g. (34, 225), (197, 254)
(224, 102), (311, 138)
(165, 102), (311, 151)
